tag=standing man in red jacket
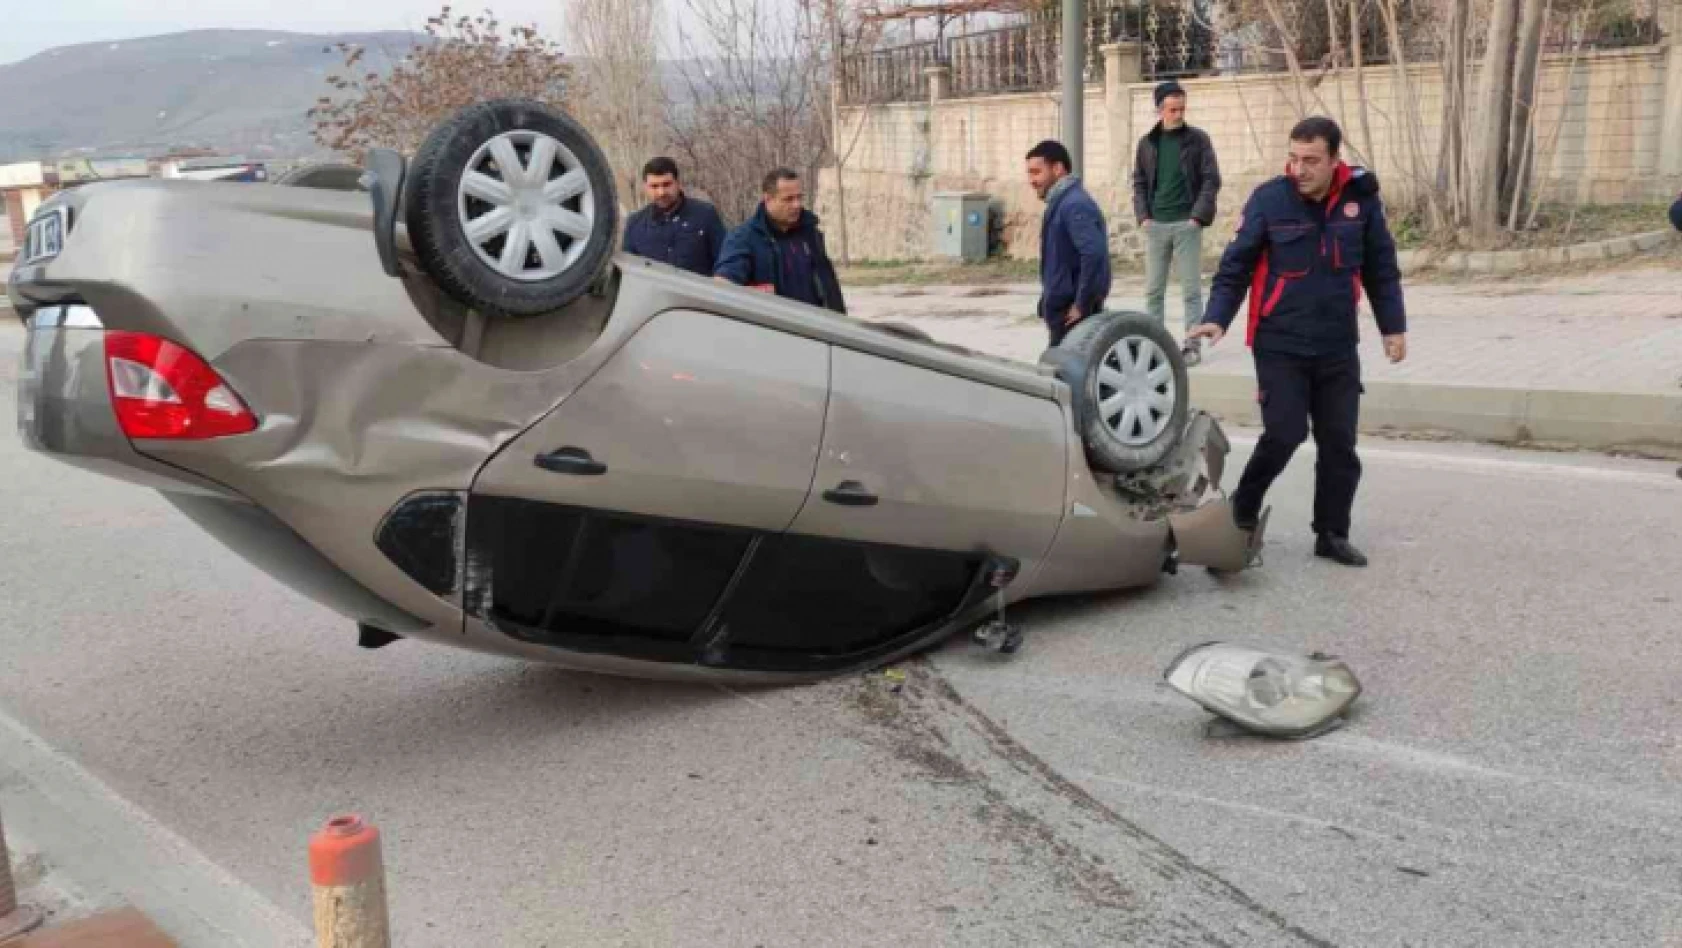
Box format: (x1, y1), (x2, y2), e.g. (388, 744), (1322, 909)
(1187, 117), (1407, 567)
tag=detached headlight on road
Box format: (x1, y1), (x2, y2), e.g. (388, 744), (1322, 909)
(1162, 642), (1362, 739)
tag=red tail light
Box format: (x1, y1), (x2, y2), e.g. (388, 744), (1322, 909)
(103, 331), (257, 439)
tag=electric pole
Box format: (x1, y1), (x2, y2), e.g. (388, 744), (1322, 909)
(1061, 0), (1084, 175)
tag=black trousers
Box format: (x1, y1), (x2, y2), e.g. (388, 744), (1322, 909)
(1043, 296), (1106, 347)
(1231, 348), (1363, 538)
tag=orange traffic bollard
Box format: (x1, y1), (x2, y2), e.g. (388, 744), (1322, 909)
(0, 803), (45, 942)
(308, 815), (390, 948)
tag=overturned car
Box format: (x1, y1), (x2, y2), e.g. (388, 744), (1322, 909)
(10, 100), (1265, 683)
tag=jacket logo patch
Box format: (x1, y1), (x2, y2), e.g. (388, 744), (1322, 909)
(1343, 202), (1359, 218)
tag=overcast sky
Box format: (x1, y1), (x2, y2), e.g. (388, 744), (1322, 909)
(0, 0), (663, 65)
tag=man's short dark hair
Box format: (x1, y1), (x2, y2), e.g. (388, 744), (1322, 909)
(1290, 116), (1343, 156)
(642, 157), (680, 180)
(762, 167), (800, 194)
(1025, 140), (1073, 173)
(1153, 81), (1185, 107)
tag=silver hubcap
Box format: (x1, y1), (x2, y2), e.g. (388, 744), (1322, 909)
(1097, 335), (1177, 445)
(457, 130), (595, 282)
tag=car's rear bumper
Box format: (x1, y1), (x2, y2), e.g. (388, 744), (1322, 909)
(16, 306), (434, 639)
(17, 306), (233, 498)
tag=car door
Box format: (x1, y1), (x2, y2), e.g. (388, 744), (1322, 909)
(709, 346), (1068, 667)
(465, 308), (829, 659)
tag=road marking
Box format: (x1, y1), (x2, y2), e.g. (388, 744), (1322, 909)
(944, 667), (1682, 826)
(1076, 769), (1682, 904)
(1226, 435), (1680, 487)
(0, 707), (312, 948)
(713, 683), (777, 714)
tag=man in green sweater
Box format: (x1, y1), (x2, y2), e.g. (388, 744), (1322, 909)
(1131, 81), (1222, 365)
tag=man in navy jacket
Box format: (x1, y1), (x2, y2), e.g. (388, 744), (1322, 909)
(1188, 117), (1408, 567)
(1026, 140), (1112, 346)
(713, 167), (846, 314)
(622, 157), (726, 277)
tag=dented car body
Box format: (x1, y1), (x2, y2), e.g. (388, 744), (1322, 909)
(11, 121), (1262, 683)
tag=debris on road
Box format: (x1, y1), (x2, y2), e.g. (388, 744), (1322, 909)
(1162, 642), (1363, 740)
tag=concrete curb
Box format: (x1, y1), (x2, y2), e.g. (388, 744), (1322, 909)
(1191, 373), (1682, 458)
(0, 710), (312, 947)
(1396, 229), (1678, 276)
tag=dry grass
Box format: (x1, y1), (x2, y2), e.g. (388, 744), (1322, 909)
(839, 202), (1678, 289)
(1390, 201), (1679, 252)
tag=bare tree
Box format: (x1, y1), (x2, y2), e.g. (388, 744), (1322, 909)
(803, 0), (883, 264)
(1470, 0), (1521, 241)
(1504, 0), (1550, 224)
(309, 5), (574, 161)
(564, 0), (666, 210)
(1437, 0), (1471, 223)
(663, 0), (830, 226)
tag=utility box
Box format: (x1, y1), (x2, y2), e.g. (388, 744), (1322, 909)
(930, 191), (990, 263)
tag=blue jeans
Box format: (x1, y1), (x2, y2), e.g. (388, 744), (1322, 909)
(1144, 219), (1204, 332)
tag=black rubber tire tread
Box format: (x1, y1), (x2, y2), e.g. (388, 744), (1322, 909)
(404, 98), (618, 318)
(1056, 310), (1190, 474)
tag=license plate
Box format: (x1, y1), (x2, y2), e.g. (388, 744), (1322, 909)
(20, 207), (66, 266)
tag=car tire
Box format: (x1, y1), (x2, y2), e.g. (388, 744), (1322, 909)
(1050, 310), (1190, 474)
(403, 98), (619, 318)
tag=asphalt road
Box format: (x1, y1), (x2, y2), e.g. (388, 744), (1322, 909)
(1, 321), (1680, 946)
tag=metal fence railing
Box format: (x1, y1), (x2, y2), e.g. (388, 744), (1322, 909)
(838, 0), (1670, 105)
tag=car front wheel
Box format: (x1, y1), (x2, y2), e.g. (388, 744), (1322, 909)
(1049, 310), (1191, 474)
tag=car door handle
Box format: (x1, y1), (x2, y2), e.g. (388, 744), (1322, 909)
(534, 446), (607, 476)
(822, 480), (878, 507)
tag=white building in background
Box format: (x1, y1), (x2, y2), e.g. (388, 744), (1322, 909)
(0, 162), (50, 251)
(0, 157), (156, 250)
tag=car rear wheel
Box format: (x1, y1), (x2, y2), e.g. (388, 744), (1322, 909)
(404, 98), (618, 318)
(1051, 311), (1190, 474)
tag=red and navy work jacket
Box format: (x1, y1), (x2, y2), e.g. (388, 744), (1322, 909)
(1202, 162), (1406, 356)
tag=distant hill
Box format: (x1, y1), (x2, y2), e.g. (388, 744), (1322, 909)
(0, 29), (779, 165)
(0, 29), (431, 162)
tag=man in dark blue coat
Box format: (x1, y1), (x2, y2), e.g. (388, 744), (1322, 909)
(713, 167), (846, 314)
(1187, 117), (1408, 567)
(1026, 140), (1112, 346)
(622, 157), (726, 277)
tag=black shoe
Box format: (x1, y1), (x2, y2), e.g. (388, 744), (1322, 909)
(1233, 508), (1259, 532)
(1315, 534), (1368, 567)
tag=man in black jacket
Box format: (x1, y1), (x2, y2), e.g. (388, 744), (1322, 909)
(622, 157), (726, 277)
(1187, 116), (1407, 567)
(713, 168), (846, 314)
(1132, 81), (1221, 365)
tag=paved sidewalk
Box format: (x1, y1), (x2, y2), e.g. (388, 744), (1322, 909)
(846, 259), (1682, 456)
